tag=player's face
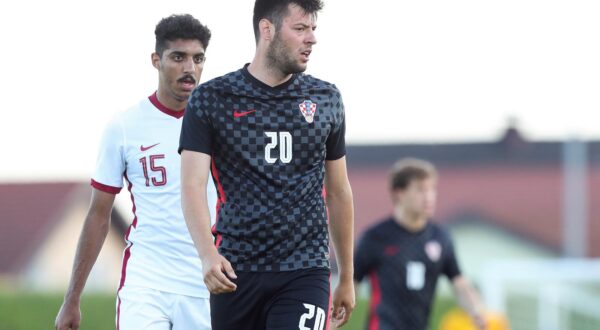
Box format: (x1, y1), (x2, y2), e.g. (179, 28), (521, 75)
(267, 4), (317, 74)
(153, 39), (205, 103)
(398, 178), (437, 218)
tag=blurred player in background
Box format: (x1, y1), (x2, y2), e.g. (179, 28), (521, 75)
(354, 158), (486, 330)
(55, 14), (216, 330)
(179, 0), (355, 328)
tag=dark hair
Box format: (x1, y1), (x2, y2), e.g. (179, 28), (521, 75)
(155, 14), (211, 56)
(253, 0), (323, 42)
(389, 158), (437, 191)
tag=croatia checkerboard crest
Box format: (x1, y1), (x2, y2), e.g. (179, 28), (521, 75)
(299, 100), (317, 123)
(425, 240), (442, 262)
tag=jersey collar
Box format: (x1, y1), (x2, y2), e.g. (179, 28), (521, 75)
(148, 92), (185, 119)
(242, 63), (298, 92)
(390, 216), (432, 234)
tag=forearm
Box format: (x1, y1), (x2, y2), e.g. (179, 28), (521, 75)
(181, 182), (216, 259)
(181, 151), (218, 263)
(64, 212), (111, 302)
(353, 280), (361, 299)
(453, 277), (484, 317)
(327, 187), (354, 282)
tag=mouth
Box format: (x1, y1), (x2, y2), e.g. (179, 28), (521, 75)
(178, 76), (197, 91)
(300, 49), (312, 62)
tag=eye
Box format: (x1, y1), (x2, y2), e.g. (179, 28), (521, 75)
(194, 55), (205, 64)
(173, 54), (183, 61)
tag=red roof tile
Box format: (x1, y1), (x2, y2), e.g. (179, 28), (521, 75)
(0, 182), (82, 274)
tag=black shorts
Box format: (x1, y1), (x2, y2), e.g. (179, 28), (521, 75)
(210, 268), (331, 330)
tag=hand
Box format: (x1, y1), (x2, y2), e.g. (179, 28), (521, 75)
(472, 311), (488, 330)
(201, 250), (238, 294)
(55, 299), (81, 330)
(330, 279), (355, 328)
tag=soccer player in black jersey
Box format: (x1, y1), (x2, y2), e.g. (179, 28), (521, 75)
(354, 158), (486, 330)
(179, 0), (355, 329)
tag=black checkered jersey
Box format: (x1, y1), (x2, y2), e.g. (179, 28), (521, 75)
(179, 64), (346, 272)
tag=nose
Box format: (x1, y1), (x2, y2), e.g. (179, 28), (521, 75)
(306, 29), (317, 45)
(183, 57), (196, 73)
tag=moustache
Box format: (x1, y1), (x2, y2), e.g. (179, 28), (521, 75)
(178, 75), (196, 84)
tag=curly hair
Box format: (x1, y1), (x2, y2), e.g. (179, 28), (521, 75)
(253, 0), (324, 42)
(155, 14), (211, 56)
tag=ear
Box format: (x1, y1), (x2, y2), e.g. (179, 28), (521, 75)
(259, 18), (275, 41)
(151, 52), (161, 70)
(391, 189), (403, 204)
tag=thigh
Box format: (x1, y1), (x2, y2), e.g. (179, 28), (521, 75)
(172, 295), (211, 330)
(266, 268), (331, 330)
(210, 272), (268, 330)
(116, 286), (171, 330)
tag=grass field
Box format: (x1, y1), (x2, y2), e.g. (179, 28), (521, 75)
(345, 295), (455, 330)
(0, 292), (115, 330)
(0, 292), (455, 330)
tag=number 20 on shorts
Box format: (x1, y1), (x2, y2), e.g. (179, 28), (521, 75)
(299, 303), (326, 330)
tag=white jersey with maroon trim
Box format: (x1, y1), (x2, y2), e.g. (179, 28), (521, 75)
(92, 93), (216, 298)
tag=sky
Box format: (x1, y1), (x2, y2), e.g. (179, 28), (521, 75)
(1, 0), (599, 180)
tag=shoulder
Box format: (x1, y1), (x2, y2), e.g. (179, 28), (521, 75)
(301, 75), (345, 119)
(429, 222), (454, 244)
(300, 74), (340, 95)
(362, 217), (395, 241)
(107, 98), (149, 129)
(197, 69), (241, 94)
(188, 70), (242, 111)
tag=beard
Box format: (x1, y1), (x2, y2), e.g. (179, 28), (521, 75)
(266, 34), (306, 75)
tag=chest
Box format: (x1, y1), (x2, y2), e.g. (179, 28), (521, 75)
(123, 119), (182, 188)
(378, 235), (446, 291)
(379, 234), (446, 272)
(213, 95), (336, 163)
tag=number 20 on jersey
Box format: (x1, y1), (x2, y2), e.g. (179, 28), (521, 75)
(265, 131), (293, 164)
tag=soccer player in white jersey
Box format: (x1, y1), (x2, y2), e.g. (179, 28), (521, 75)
(55, 14), (216, 330)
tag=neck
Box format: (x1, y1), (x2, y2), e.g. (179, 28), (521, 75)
(393, 206), (428, 232)
(155, 88), (186, 111)
(247, 53), (293, 87)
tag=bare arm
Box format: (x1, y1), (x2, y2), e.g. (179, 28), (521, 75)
(325, 156), (355, 328)
(180, 150), (236, 294)
(452, 275), (487, 330)
(55, 189), (116, 330)
(353, 280), (361, 303)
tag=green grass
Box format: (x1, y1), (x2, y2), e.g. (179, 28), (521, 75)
(0, 292), (455, 330)
(0, 292), (115, 330)
(346, 295), (456, 330)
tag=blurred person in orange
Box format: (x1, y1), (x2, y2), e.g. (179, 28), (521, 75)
(440, 308), (509, 330)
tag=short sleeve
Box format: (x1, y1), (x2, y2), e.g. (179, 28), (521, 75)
(91, 116), (125, 194)
(442, 233), (462, 280)
(354, 231), (380, 282)
(179, 88), (213, 155)
(325, 86), (346, 160)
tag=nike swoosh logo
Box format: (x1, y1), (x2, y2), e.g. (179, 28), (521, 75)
(233, 109), (256, 118)
(140, 143), (160, 152)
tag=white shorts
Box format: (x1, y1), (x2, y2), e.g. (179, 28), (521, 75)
(116, 286), (210, 330)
